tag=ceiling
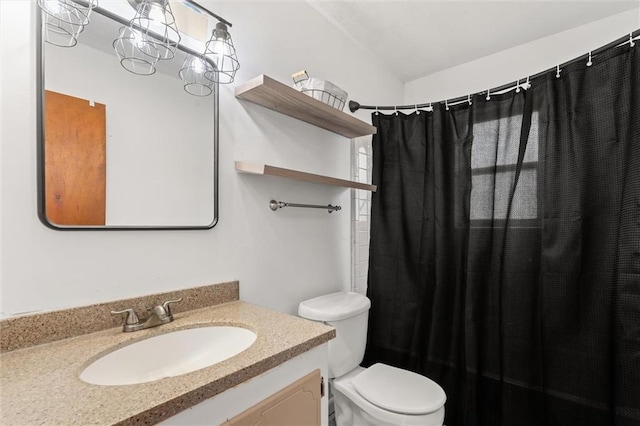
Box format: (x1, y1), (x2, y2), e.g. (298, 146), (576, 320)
(307, 1), (640, 82)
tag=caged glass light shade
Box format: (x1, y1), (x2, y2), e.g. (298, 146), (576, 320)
(113, 0), (181, 76)
(179, 55), (215, 97)
(203, 22), (239, 84)
(113, 26), (161, 75)
(38, 0), (98, 47)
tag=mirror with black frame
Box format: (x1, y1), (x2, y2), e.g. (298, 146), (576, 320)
(37, 1), (219, 230)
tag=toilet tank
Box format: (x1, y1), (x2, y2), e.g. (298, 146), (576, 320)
(298, 292), (371, 378)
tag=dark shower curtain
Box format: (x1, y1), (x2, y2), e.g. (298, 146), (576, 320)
(363, 41), (639, 426)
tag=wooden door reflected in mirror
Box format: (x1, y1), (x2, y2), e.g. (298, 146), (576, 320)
(44, 90), (107, 225)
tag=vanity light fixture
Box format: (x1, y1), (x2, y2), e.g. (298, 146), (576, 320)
(179, 55), (215, 96)
(113, 0), (181, 76)
(45, 0), (240, 94)
(38, 0), (98, 47)
(203, 22), (240, 84)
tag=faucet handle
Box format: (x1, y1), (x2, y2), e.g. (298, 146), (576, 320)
(161, 298), (183, 316)
(110, 308), (140, 325)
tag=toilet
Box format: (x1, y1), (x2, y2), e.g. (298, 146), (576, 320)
(299, 292), (446, 426)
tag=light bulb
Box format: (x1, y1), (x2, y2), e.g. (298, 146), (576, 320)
(213, 37), (227, 53)
(45, 0), (62, 15)
(148, 4), (165, 23)
(211, 40), (228, 67)
(131, 29), (147, 49)
(193, 57), (205, 74)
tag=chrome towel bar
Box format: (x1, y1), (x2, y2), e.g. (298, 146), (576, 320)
(269, 200), (341, 213)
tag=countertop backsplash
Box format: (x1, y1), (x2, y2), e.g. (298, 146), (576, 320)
(0, 280), (240, 352)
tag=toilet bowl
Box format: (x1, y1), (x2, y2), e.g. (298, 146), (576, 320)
(298, 292), (446, 426)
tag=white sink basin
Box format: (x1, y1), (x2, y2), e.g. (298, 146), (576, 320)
(80, 326), (257, 386)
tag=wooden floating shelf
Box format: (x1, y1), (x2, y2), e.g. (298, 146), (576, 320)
(235, 75), (377, 139)
(235, 161), (377, 192)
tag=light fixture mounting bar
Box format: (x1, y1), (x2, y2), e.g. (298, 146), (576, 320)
(184, 0), (232, 27)
(125, 0), (232, 27)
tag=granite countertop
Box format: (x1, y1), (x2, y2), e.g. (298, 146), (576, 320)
(0, 301), (335, 425)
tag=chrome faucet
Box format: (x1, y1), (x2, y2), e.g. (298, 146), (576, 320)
(111, 298), (183, 332)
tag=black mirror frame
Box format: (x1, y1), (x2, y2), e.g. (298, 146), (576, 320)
(36, 7), (219, 231)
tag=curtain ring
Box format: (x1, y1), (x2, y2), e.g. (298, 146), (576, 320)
(556, 65), (561, 78)
(394, 106), (398, 116)
(427, 102), (433, 112)
(415, 104), (420, 115)
(486, 89), (491, 101)
(630, 32), (636, 48)
(586, 51), (593, 67)
(467, 94), (472, 105)
(375, 106), (379, 115)
(525, 76), (531, 89)
(445, 99), (449, 111)
(516, 79), (521, 93)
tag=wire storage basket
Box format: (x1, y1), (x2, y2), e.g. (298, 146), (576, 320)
(292, 71), (348, 111)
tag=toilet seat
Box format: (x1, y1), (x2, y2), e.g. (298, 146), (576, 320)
(351, 363), (447, 415)
(332, 367), (446, 426)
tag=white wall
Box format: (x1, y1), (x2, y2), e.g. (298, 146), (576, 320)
(404, 9), (640, 105)
(0, 1), (403, 316)
(8, 2), (631, 319)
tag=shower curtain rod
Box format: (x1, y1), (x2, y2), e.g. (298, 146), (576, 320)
(349, 28), (640, 113)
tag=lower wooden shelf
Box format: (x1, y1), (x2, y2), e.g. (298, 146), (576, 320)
(235, 161), (377, 192)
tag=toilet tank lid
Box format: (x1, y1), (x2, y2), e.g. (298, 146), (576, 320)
(298, 292), (371, 321)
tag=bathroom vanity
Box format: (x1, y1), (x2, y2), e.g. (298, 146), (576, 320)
(0, 282), (334, 425)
